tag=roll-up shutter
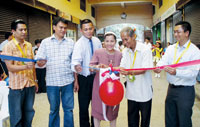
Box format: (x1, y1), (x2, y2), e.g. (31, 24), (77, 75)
(0, 1), (27, 43)
(172, 11), (182, 44)
(28, 8), (51, 44)
(161, 21), (166, 46)
(184, 1), (200, 44)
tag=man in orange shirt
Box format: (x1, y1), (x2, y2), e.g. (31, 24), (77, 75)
(3, 19), (38, 127)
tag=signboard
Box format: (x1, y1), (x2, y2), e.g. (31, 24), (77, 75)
(161, 4), (176, 21)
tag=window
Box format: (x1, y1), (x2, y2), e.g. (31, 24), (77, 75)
(80, 0), (86, 12)
(66, 30), (76, 42)
(159, 0), (163, 8)
(91, 6), (95, 18)
(153, 5), (155, 15)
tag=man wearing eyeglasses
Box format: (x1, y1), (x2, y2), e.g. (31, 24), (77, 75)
(2, 19), (38, 127)
(154, 21), (200, 127)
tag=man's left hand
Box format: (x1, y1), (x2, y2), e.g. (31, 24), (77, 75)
(35, 83), (39, 93)
(164, 66), (176, 75)
(74, 80), (79, 93)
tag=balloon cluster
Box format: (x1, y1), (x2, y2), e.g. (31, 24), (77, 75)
(99, 78), (124, 106)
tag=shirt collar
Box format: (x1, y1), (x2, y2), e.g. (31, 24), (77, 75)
(50, 34), (66, 42)
(128, 41), (141, 53)
(12, 38), (27, 46)
(177, 39), (190, 49)
(81, 35), (93, 43)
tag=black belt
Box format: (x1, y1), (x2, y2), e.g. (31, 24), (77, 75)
(169, 83), (185, 88)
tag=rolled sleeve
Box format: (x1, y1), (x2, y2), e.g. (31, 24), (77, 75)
(71, 42), (83, 72)
(35, 40), (47, 60)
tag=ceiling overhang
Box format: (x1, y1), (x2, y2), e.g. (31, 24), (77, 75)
(88, 0), (154, 5)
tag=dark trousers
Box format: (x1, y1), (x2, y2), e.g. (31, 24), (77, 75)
(128, 99), (152, 127)
(36, 68), (46, 93)
(165, 85), (195, 127)
(78, 74), (95, 127)
(8, 86), (35, 127)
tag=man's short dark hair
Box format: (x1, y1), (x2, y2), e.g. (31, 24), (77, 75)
(53, 17), (68, 26)
(118, 41), (123, 46)
(11, 19), (26, 30)
(175, 21), (191, 36)
(145, 37), (150, 41)
(34, 48), (38, 55)
(80, 19), (93, 29)
(4, 32), (12, 39)
(35, 39), (42, 45)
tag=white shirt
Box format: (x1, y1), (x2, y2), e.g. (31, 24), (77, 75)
(120, 42), (153, 102)
(157, 40), (200, 86)
(145, 42), (152, 49)
(71, 36), (102, 77)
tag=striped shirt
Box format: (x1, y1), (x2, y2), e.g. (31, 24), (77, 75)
(35, 35), (74, 86)
(2, 39), (36, 90)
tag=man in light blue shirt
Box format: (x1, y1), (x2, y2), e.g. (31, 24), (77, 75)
(36, 17), (78, 127)
(0, 32), (12, 77)
(71, 19), (102, 127)
(0, 32), (13, 51)
(155, 21), (200, 127)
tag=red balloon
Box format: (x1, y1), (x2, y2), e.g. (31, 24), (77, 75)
(99, 78), (124, 106)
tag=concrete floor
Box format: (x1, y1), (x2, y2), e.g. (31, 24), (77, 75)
(32, 71), (200, 127)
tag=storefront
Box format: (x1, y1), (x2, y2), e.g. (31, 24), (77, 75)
(0, 1), (54, 44)
(184, 0), (200, 44)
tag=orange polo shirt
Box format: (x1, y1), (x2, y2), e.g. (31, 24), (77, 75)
(3, 39), (36, 90)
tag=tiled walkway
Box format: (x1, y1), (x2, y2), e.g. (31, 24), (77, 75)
(32, 71), (200, 127)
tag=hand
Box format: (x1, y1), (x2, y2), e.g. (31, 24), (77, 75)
(37, 60), (47, 67)
(89, 65), (96, 72)
(25, 62), (34, 69)
(74, 80), (79, 93)
(164, 66), (176, 75)
(75, 65), (82, 73)
(97, 64), (109, 68)
(35, 83), (39, 93)
(120, 68), (129, 75)
(154, 68), (161, 73)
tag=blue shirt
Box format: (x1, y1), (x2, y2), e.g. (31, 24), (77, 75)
(71, 36), (102, 77)
(157, 40), (200, 86)
(35, 35), (74, 86)
(0, 40), (9, 51)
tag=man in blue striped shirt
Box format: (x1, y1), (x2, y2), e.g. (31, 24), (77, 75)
(36, 17), (78, 127)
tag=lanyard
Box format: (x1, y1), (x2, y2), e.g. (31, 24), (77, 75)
(128, 50), (137, 82)
(129, 50), (137, 69)
(13, 38), (27, 65)
(173, 41), (191, 64)
(13, 38), (27, 58)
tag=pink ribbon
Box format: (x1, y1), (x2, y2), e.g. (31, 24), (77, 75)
(102, 59), (200, 77)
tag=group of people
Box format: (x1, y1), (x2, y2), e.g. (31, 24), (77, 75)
(0, 17), (200, 127)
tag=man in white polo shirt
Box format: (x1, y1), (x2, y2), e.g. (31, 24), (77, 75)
(120, 27), (153, 127)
